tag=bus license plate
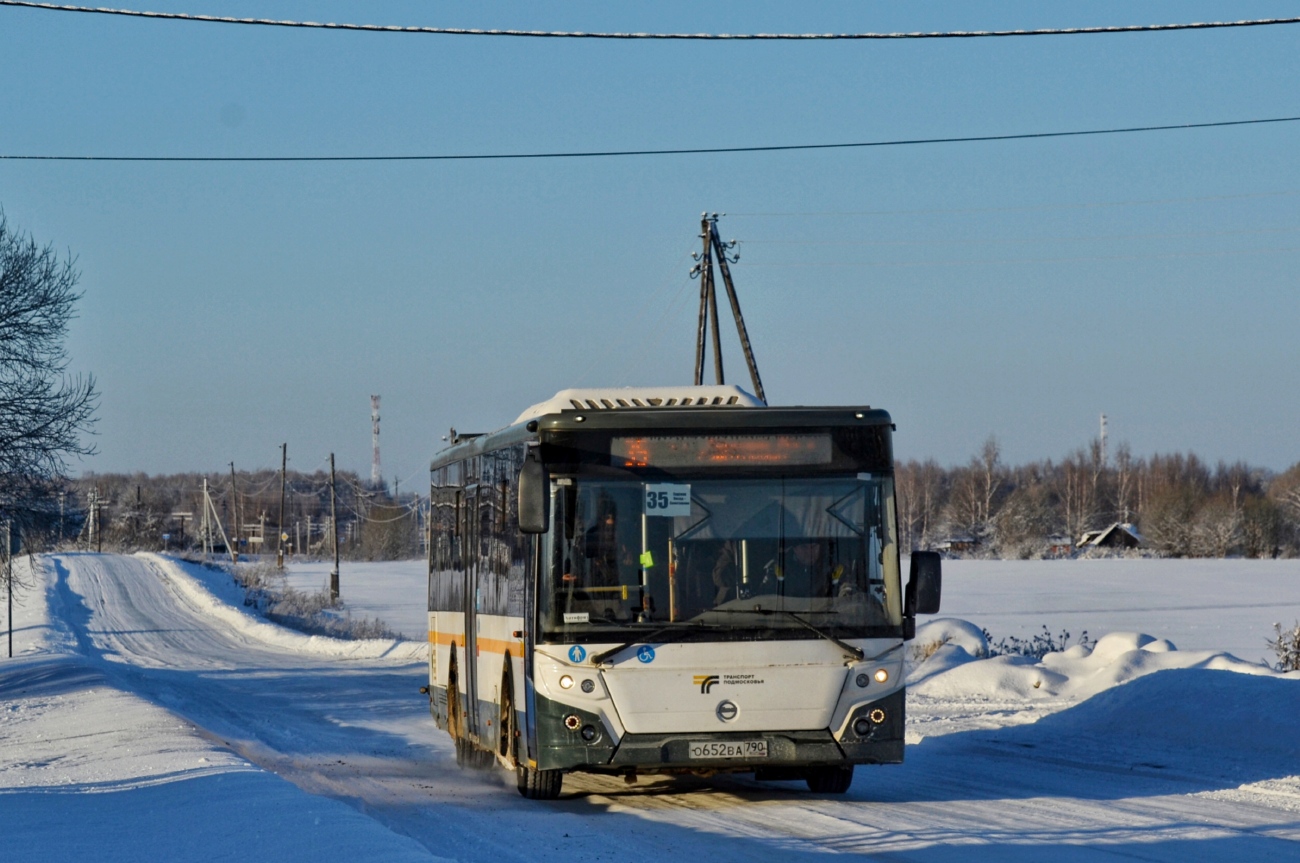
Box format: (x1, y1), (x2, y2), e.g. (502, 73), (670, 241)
(688, 740), (768, 760)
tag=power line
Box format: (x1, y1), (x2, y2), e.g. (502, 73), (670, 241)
(741, 226), (1300, 247)
(739, 245), (1300, 269)
(729, 189), (1300, 217)
(5, 115), (1300, 163)
(5, 2), (1300, 40)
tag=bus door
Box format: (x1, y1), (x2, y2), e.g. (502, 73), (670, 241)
(462, 483), (482, 743)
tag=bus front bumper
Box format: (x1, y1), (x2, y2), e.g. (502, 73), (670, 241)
(535, 689), (904, 773)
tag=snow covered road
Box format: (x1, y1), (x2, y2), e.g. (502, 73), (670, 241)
(5, 552), (1299, 861)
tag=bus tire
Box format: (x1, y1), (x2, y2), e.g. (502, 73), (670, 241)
(450, 695), (493, 769)
(499, 662), (516, 765)
(516, 764), (563, 800)
(805, 765), (854, 794)
(447, 649), (472, 768)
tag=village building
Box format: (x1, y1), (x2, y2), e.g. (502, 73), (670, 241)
(1077, 522), (1144, 551)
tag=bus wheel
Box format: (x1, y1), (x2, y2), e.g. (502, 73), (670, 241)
(805, 765), (854, 794)
(447, 652), (471, 768)
(516, 764), (563, 800)
(499, 666), (515, 765)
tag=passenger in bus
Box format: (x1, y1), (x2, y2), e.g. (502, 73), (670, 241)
(710, 540), (738, 605)
(583, 507), (622, 588)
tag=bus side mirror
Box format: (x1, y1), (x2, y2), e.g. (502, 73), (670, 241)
(905, 551), (942, 616)
(518, 451), (550, 534)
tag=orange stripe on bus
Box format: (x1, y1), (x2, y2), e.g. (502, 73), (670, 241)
(428, 631), (523, 658)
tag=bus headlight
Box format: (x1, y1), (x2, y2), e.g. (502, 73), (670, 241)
(873, 668), (889, 684)
(559, 675), (575, 689)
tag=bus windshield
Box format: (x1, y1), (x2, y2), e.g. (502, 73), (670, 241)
(540, 476), (902, 643)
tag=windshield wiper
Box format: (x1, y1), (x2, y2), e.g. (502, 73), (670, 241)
(589, 620), (719, 667)
(709, 608), (865, 662)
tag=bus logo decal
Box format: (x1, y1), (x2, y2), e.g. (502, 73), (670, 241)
(568, 645), (587, 663)
(637, 645), (656, 663)
(694, 674), (720, 694)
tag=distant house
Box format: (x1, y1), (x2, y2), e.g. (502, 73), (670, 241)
(936, 536), (980, 555)
(1045, 535), (1074, 557)
(1077, 522), (1144, 551)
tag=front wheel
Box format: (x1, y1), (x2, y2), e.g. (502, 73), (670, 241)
(805, 765), (854, 794)
(516, 764), (563, 799)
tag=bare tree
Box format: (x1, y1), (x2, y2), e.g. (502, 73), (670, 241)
(1113, 443), (1136, 522)
(945, 465), (984, 541)
(0, 214), (97, 522)
(1268, 463), (1300, 523)
(978, 436), (1003, 526)
(1057, 449), (1097, 542)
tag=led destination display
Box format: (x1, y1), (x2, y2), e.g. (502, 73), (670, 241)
(611, 433), (833, 468)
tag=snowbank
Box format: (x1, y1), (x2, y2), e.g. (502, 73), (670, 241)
(1025, 666), (1300, 765)
(908, 625), (1293, 703)
(141, 553), (426, 662)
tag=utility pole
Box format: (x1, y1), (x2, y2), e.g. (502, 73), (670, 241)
(58, 491), (65, 547)
(277, 443), (287, 569)
(201, 478), (238, 564)
(96, 492), (103, 554)
(690, 213), (767, 403)
(201, 478), (211, 557)
(370, 395), (382, 487)
(693, 216), (713, 386)
(709, 216), (766, 403)
(329, 453), (340, 602)
(5, 521), (12, 659)
(229, 462), (240, 557)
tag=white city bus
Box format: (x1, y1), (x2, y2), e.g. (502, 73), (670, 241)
(425, 386), (941, 799)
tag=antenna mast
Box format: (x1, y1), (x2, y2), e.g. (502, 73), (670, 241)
(690, 213), (766, 403)
(371, 395), (382, 486)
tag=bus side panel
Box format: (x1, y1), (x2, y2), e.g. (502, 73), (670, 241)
(469, 444), (530, 756)
(472, 612), (525, 752)
(428, 479), (466, 732)
(428, 611), (467, 729)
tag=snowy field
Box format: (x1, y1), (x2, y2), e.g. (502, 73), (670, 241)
(939, 558), (1300, 666)
(2, 552), (1299, 862)
(287, 557), (1300, 666)
(284, 559), (426, 640)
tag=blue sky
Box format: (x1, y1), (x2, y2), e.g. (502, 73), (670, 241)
(3, 1), (1299, 482)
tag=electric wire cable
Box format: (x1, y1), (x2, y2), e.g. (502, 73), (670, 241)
(729, 189), (1300, 217)
(740, 244), (1300, 269)
(740, 226), (1300, 246)
(5, 2), (1300, 40)
(5, 115), (1300, 163)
